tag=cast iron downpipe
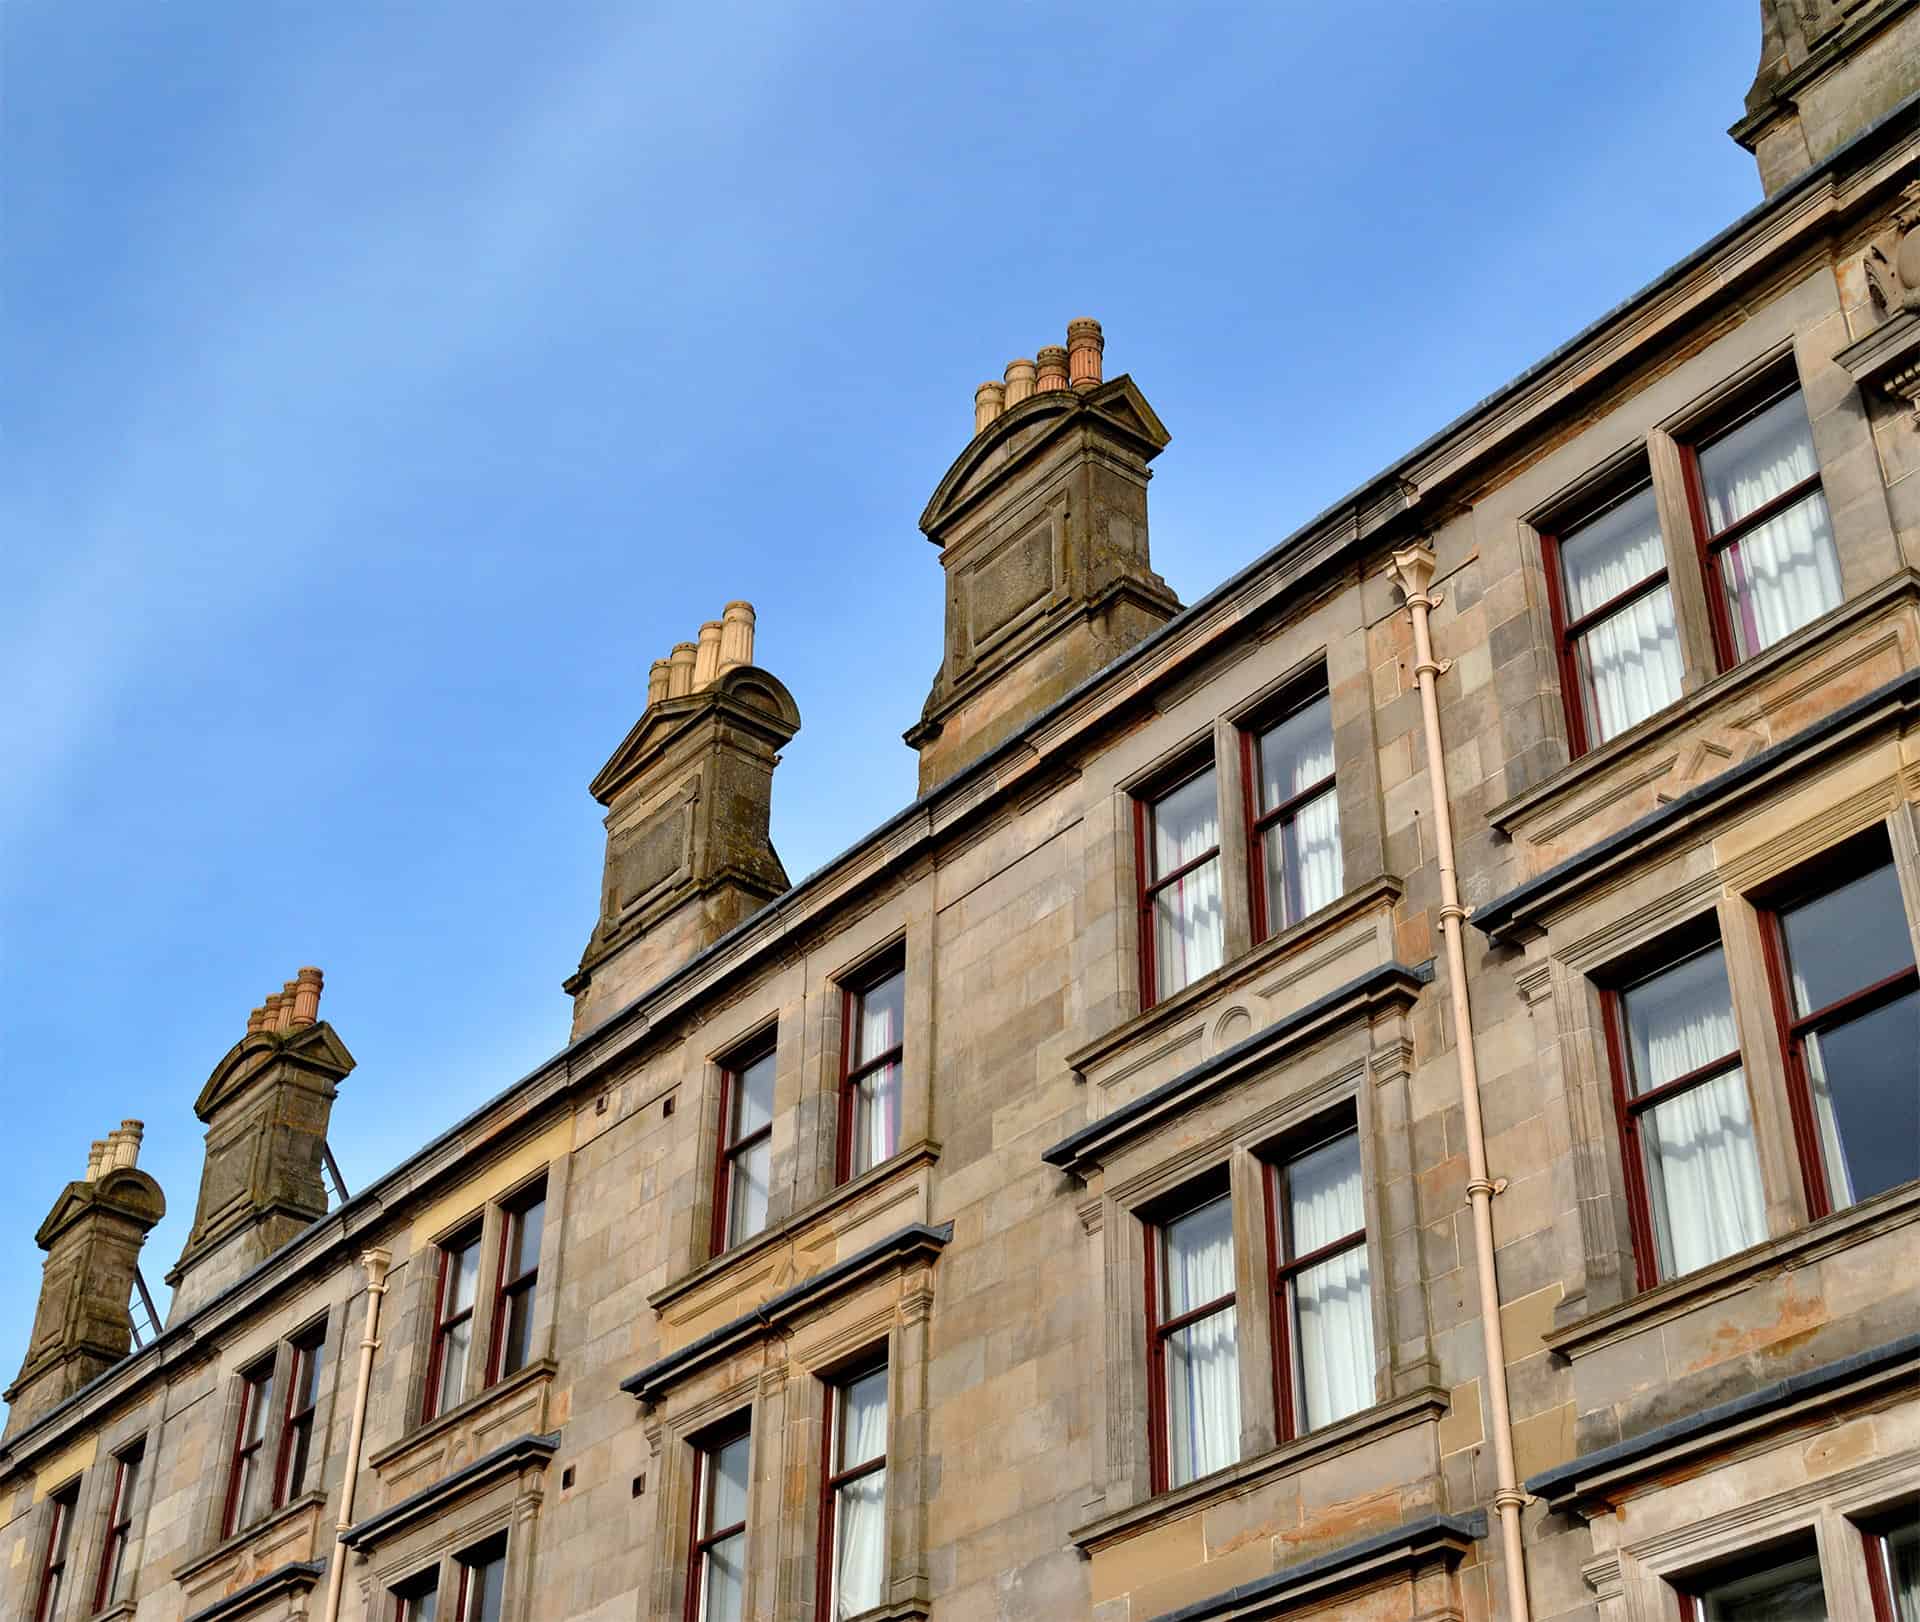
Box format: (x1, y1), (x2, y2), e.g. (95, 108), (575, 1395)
(323, 1247), (392, 1622)
(1385, 542), (1532, 1622)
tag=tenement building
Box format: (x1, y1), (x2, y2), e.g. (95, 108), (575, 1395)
(7, 5), (1920, 1619)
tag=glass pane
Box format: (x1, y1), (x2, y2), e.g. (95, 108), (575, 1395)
(402, 1591), (439, 1622)
(286, 1416), (313, 1498)
(1257, 698), (1334, 812)
(1292, 1246), (1374, 1431)
(1717, 489), (1841, 659)
(461, 1551), (506, 1622)
(1152, 856), (1224, 996)
(728, 1137), (771, 1245)
(707, 1433), (750, 1532)
(1560, 484), (1665, 618)
(703, 1528), (746, 1622)
(851, 1060), (901, 1176)
(1884, 1519), (1920, 1622)
(1699, 1547), (1827, 1621)
(1264, 786), (1342, 932)
(243, 1373), (275, 1445)
(838, 1368), (888, 1470)
(1287, 1133), (1363, 1254)
(1575, 583), (1683, 744)
(447, 1238), (481, 1316)
(240, 1446), (274, 1527)
(833, 1467), (887, 1617)
(300, 1340), (326, 1408)
(1642, 1068), (1767, 1277)
(510, 1199), (544, 1278)
(1698, 392), (1818, 533)
(500, 1287), (535, 1377)
(1165, 1305), (1241, 1486)
(1623, 946), (1739, 1093)
(732, 1049), (776, 1138)
(853, 971), (903, 1067)
(1780, 860), (1914, 1018)
(1804, 990), (1920, 1210)
(1150, 767), (1219, 879)
(438, 1319), (471, 1412)
(1162, 1194), (1234, 1316)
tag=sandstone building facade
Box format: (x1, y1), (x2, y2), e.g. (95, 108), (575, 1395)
(6, 5), (1920, 1619)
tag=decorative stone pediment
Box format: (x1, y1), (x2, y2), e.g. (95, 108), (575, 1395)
(191, 1020), (355, 1124)
(587, 665), (800, 809)
(32, 1167), (165, 1249)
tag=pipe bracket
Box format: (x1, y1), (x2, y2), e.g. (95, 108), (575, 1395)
(1437, 902), (1473, 924)
(1414, 658), (1454, 679)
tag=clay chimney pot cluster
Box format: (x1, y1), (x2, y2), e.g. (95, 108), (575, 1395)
(647, 604), (757, 712)
(246, 967), (324, 1038)
(83, 1120), (144, 1181)
(972, 318), (1104, 432)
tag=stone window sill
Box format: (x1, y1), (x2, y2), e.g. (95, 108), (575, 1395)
(1545, 1179), (1920, 1360)
(649, 1142), (940, 1313)
(1487, 572), (1917, 837)
(1068, 1386), (1446, 1552)
(366, 1357), (556, 1471)
(171, 1489), (327, 1588)
(1066, 874), (1404, 1080)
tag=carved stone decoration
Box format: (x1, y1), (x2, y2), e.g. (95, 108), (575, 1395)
(1865, 181), (1920, 317)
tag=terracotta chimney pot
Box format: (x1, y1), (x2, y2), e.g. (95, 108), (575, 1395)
(1035, 346), (1070, 393)
(719, 602), (755, 673)
(292, 967), (323, 1027)
(667, 641), (698, 698)
(1067, 317), (1104, 390)
(247, 1005), (267, 1035)
(974, 381), (1006, 434)
(694, 621), (724, 689)
(86, 1140), (107, 1181)
(1003, 358), (1036, 407)
(118, 1120), (145, 1170)
(647, 659), (671, 707)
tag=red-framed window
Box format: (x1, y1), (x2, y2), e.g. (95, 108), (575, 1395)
(713, 1041), (775, 1254)
(423, 1225), (483, 1422)
(838, 960), (903, 1184)
(1144, 1179), (1239, 1492)
(222, 1354), (278, 1537)
(391, 1567), (439, 1622)
(1760, 833), (1919, 1221)
(278, 1322), (326, 1504)
(92, 1441), (144, 1612)
(1540, 478), (1683, 754)
(1136, 758), (1224, 1007)
(1603, 935), (1767, 1289)
(685, 1421), (750, 1622)
(1863, 1503), (1920, 1622)
(453, 1534), (508, 1622)
(1266, 1126), (1373, 1439)
(1682, 380), (1841, 668)
(487, 1186), (546, 1383)
(818, 1362), (889, 1619)
(1242, 688), (1342, 941)
(1676, 1537), (1826, 1621)
(34, 1481), (78, 1622)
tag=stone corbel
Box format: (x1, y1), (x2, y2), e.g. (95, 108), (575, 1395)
(1839, 182), (1920, 423)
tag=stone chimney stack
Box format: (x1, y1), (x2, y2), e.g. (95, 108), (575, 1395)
(4, 1125), (165, 1440)
(166, 968), (354, 1320)
(907, 318), (1181, 791)
(1734, 0), (1920, 194)
(565, 601), (801, 1037)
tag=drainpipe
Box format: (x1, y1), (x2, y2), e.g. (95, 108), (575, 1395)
(323, 1247), (392, 1622)
(1385, 543), (1531, 1622)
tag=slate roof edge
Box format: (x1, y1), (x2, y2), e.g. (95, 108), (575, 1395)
(1524, 1332), (1920, 1505)
(620, 1222), (954, 1402)
(180, 1561), (326, 1622)
(1472, 668), (1920, 939)
(340, 1430), (560, 1552)
(1041, 961), (1434, 1171)
(1145, 1510), (1487, 1622)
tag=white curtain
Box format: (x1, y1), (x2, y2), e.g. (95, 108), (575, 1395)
(1259, 701), (1343, 925)
(834, 1371), (888, 1617)
(852, 976), (902, 1173)
(1560, 491), (1682, 743)
(1626, 948), (1766, 1278)
(1287, 1133), (1374, 1430)
(1162, 1196), (1239, 1486)
(1699, 393), (1842, 657)
(1152, 768), (1224, 994)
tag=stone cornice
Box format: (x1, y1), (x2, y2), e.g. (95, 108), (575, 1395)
(180, 1560), (325, 1622)
(341, 1430), (558, 1553)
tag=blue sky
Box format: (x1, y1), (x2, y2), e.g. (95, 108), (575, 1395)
(0, 0), (1765, 1409)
